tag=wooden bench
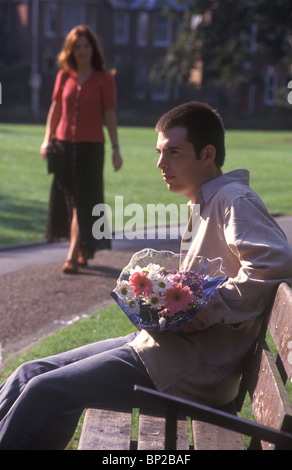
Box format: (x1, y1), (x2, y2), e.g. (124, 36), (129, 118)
(78, 282), (292, 450)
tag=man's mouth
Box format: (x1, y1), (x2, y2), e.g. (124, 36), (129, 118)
(163, 174), (175, 183)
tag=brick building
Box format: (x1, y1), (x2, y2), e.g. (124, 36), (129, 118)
(0, 0), (188, 120)
(0, 0), (291, 123)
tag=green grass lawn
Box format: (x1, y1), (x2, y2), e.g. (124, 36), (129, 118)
(0, 124), (291, 248)
(1, 302), (291, 450)
(0, 124), (291, 448)
(0, 304), (136, 450)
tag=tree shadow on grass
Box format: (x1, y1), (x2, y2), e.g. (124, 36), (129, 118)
(0, 193), (48, 248)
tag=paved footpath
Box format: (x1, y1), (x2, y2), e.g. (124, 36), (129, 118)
(1, 216), (292, 277)
(0, 228), (181, 362)
(0, 217), (291, 364)
(0, 227), (181, 277)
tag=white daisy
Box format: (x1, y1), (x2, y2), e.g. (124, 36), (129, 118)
(116, 281), (135, 300)
(129, 265), (144, 275)
(126, 298), (140, 316)
(145, 292), (164, 309)
(144, 263), (164, 277)
(152, 274), (172, 295)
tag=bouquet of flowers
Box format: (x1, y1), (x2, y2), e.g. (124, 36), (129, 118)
(110, 249), (227, 331)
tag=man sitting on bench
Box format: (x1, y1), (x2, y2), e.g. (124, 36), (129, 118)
(0, 102), (292, 450)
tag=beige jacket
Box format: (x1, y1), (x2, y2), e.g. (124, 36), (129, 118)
(129, 170), (292, 406)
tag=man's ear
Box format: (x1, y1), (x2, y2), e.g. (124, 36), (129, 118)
(200, 145), (216, 166)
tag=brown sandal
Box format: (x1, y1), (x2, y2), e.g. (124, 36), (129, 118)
(62, 259), (78, 274)
(77, 250), (88, 266)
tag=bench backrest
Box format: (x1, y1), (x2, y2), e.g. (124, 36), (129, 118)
(236, 283), (292, 449)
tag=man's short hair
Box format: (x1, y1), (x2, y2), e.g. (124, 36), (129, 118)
(156, 102), (226, 167)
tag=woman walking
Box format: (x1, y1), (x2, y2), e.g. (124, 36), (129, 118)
(41, 25), (122, 273)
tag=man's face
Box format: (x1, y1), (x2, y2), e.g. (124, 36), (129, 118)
(156, 126), (206, 203)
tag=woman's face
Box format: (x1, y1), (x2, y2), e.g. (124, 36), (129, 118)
(72, 35), (93, 68)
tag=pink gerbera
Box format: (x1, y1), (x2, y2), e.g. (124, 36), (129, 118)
(129, 271), (153, 297)
(164, 283), (193, 316)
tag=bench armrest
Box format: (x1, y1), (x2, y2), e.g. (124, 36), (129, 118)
(134, 385), (292, 449)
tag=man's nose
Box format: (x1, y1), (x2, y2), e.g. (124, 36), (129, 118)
(157, 153), (167, 169)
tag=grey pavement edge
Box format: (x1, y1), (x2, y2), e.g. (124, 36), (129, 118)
(0, 216), (292, 277)
(0, 225), (181, 277)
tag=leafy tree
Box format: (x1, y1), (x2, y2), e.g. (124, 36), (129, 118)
(162, 0), (292, 87)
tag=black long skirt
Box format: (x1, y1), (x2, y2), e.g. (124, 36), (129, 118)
(46, 140), (111, 257)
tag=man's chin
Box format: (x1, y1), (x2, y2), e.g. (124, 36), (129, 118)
(167, 183), (179, 193)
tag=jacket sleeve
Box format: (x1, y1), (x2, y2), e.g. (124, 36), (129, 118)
(190, 195), (292, 330)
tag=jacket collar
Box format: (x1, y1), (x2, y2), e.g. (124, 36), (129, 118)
(193, 169), (250, 207)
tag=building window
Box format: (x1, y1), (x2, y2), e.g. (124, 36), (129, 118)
(153, 14), (172, 47)
(151, 81), (170, 101)
(264, 66), (277, 106)
(113, 11), (129, 45)
(43, 46), (55, 70)
(87, 6), (97, 33)
(62, 4), (85, 36)
(135, 64), (147, 99)
(137, 12), (149, 46)
(44, 2), (57, 38)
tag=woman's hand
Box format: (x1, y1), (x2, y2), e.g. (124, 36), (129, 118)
(40, 142), (50, 160)
(40, 100), (60, 160)
(112, 148), (123, 171)
(104, 109), (122, 171)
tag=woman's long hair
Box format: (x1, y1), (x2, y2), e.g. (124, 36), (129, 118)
(57, 25), (106, 72)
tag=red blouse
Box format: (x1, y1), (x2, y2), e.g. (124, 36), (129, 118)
(52, 69), (117, 143)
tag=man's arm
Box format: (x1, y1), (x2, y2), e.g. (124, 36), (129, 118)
(176, 196), (292, 333)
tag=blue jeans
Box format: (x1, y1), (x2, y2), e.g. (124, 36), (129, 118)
(0, 332), (155, 450)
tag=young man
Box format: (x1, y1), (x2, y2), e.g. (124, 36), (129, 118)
(0, 102), (291, 449)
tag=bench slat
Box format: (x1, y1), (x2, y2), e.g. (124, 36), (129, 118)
(138, 413), (190, 450)
(250, 348), (292, 429)
(78, 408), (132, 450)
(268, 283), (292, 381)
(138, 413), (165, 450)
(192, 420), (245, 450)
(248, 346), (292, 449)
(249, 347), (292, 450)
(175, 418), (190, 450)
